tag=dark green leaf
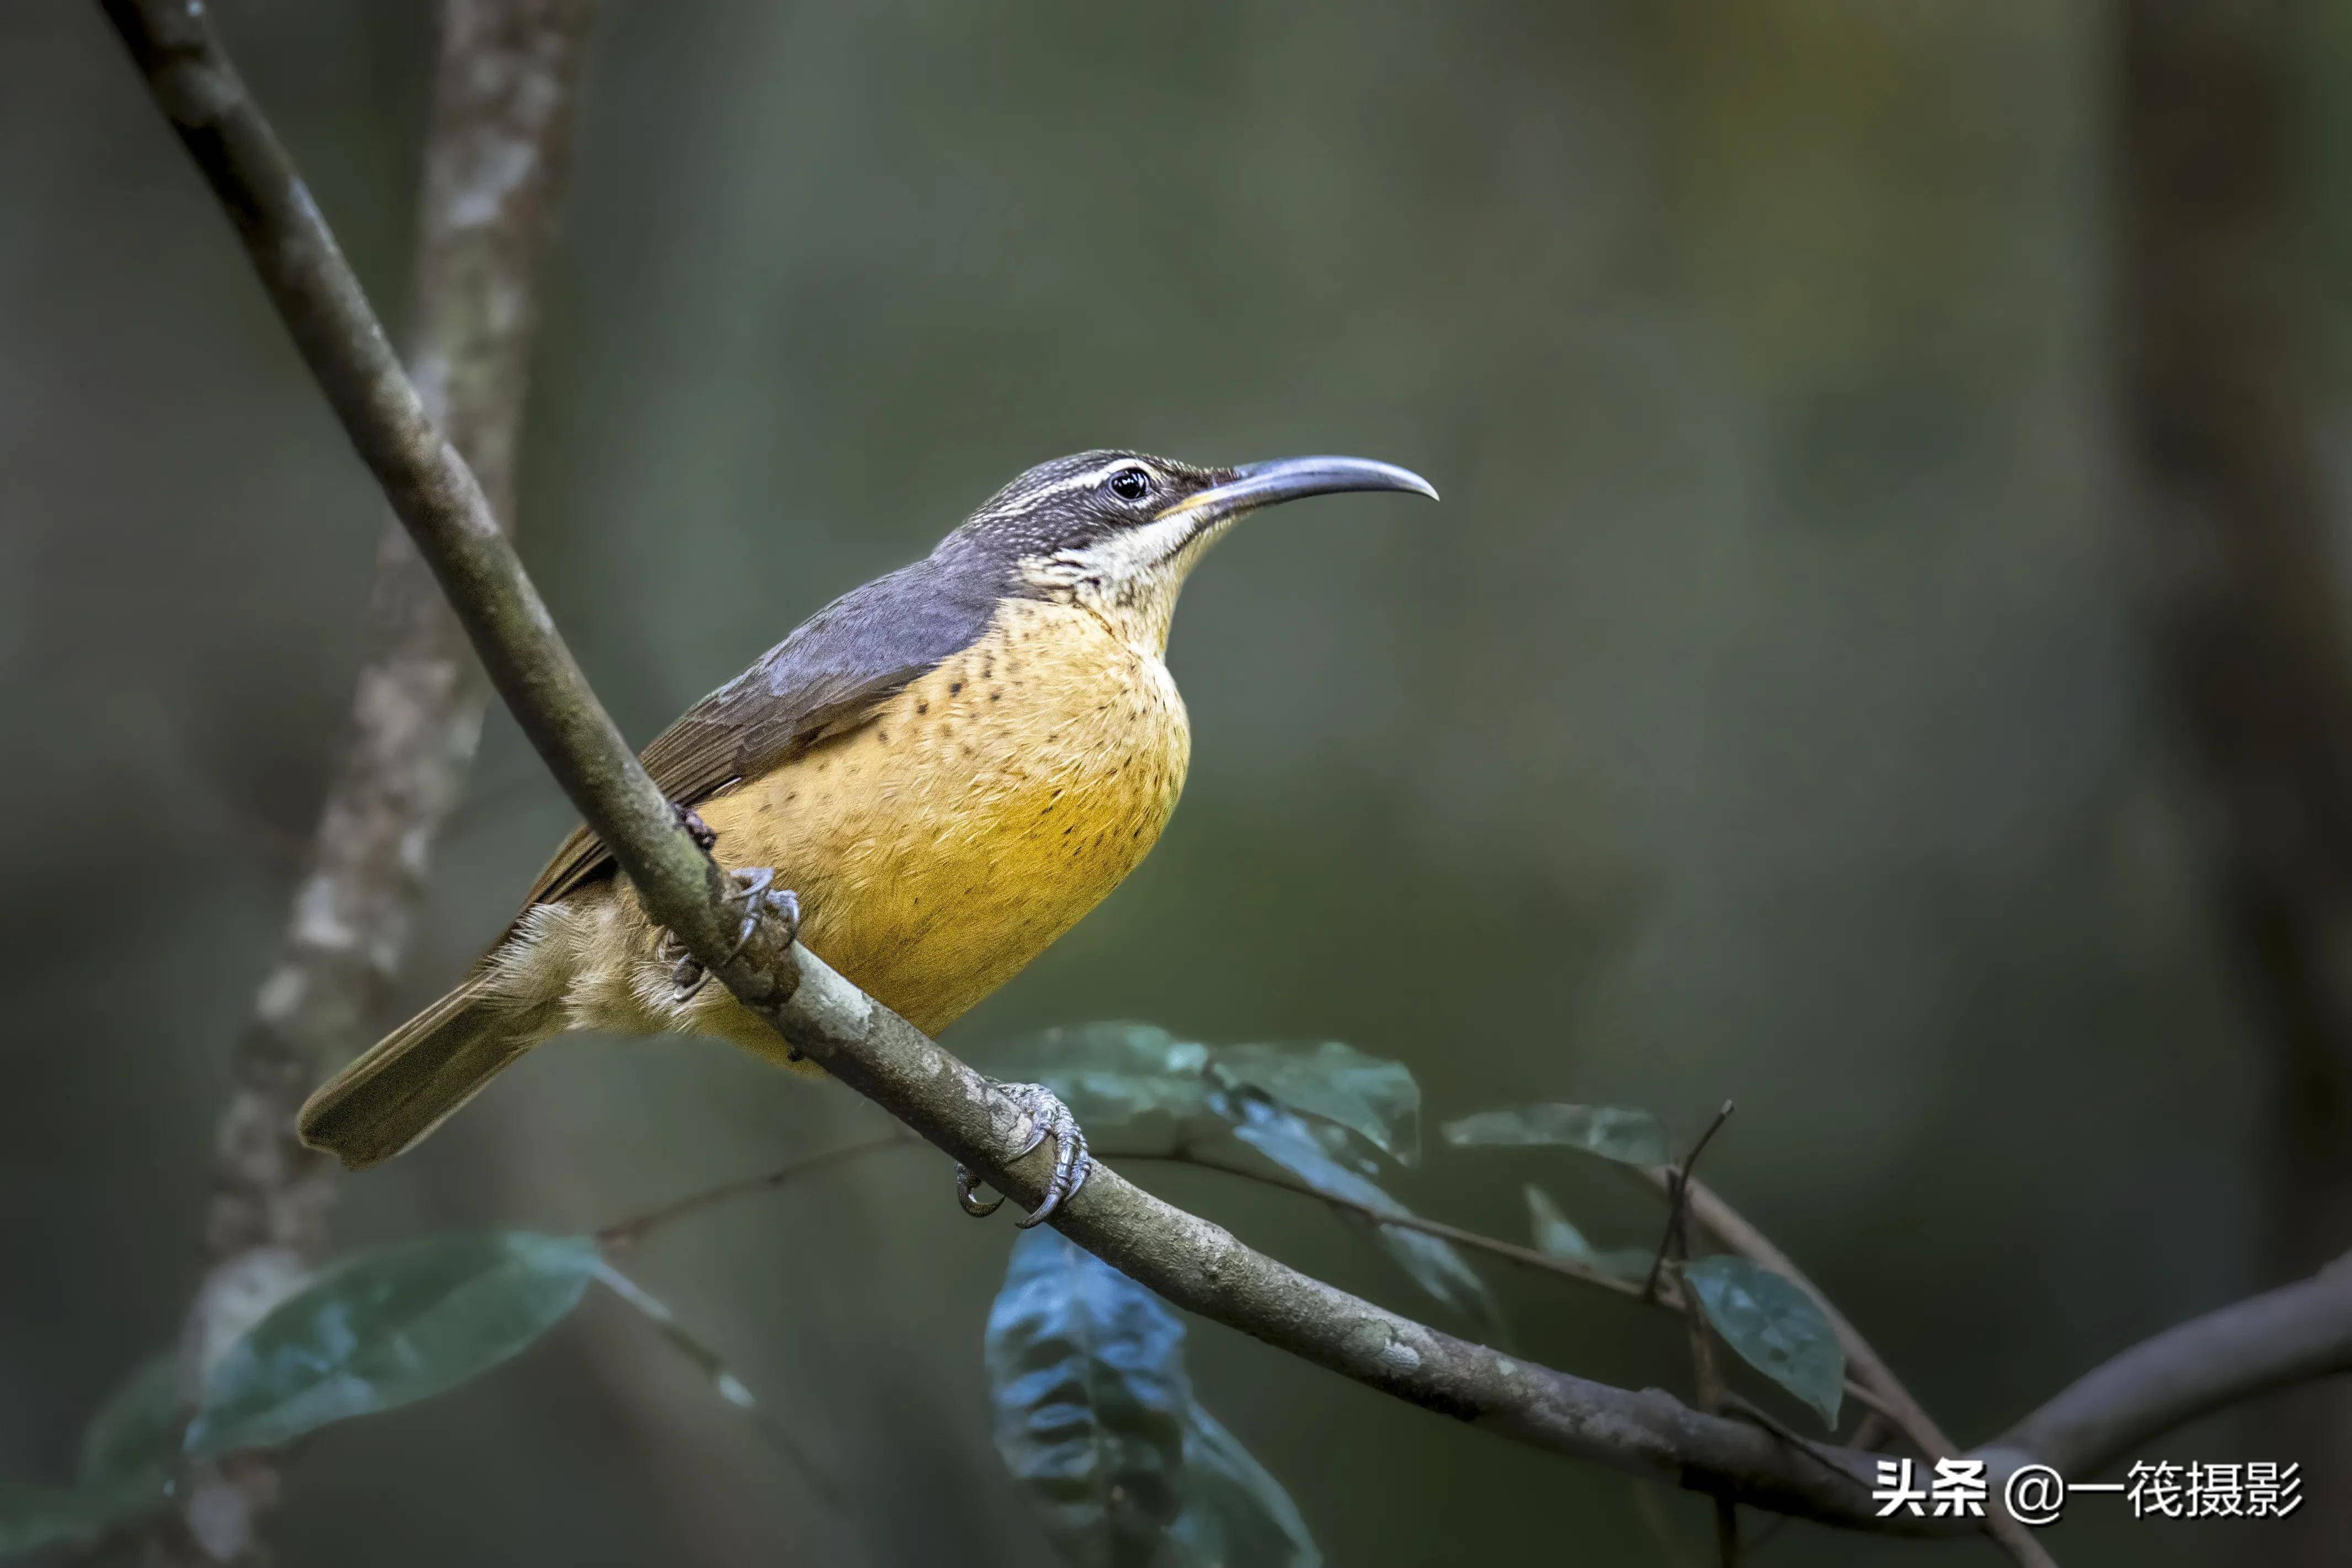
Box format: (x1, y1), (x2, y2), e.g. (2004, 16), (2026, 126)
(1682, 1257), (1845, 1427)
(74, 1352), (183, 1519)
(1442, 1104), (1670, 1165)
(0, 1352), (189, 1558)
(986, 1229), (1190, 1567)
(986, 1023), (1222, 1156)
(1162, 1404), (1321, 1567)
(1523, 1187), (1655, 1279)
(0, 1482), (106, 1560)
(1231, 1100), (1503, 1335)
(1212, 1042), (1421, 1166)
(185, 1232), (598, 1459)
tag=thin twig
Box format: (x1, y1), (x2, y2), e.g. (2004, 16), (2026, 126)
(1122, 1149), (1687, 1307)
(1661, 1175), (1943, 1446)
(1137, 1149), (1898, 1425)
(610, 1138), (1943, 1448)
(1650, 1106), (1743, 1567)
(589, 1262), (843, 1508)
(596, 1133), (916, 1249)
(1644, 1101), (1735, 1304)
(1834, 1377), (1905, 1431)
(1688, 1284), (1740, 1566)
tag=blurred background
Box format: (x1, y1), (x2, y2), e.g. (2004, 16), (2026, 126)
(4, 1), (2349, 1564)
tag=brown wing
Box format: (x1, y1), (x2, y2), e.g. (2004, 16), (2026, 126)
(509, 672), (916, 913)
(494, 547), (1013, 933)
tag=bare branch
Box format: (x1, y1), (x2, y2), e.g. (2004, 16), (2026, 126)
(97, 0), (730, 974)
(131, 2), (595, 1562)
(1657, 1114), (1741, 1566)
(1986, 1254), (2352, 1479)
(596, 1134), (914, 1250)
(1644, 1100), (1733, 1304)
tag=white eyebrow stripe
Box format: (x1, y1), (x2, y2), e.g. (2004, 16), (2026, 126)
(984, 460), (1156, 516)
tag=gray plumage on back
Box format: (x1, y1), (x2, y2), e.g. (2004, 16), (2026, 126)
(513, 552), (1004, 911)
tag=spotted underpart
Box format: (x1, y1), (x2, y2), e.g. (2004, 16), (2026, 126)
(482, 569), (1193, 1062)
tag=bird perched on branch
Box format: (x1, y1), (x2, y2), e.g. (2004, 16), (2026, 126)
(298, 450), (1435, 1220)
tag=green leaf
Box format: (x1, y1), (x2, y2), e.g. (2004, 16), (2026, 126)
(0, 1482), (110, 1560)
(185, 1232), (598, 1459)
(0, 1353), (190, 1559)
(1523, 1187), (1656, 1280)
(1162, 1404), (1321, 1567)
(986, 1229), (1190, 1567)
(75, 1352), (183, 1519)
(1212, 1042), (1421, 1166)
(985, 1023), (1222, 1157)
(1441, 1104), (1670, 1166)
(1682, 1257), (1845, 1427)
(1230, 1100), (1503, 1336)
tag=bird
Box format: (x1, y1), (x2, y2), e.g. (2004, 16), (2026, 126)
(296, 449), (1436, 1218)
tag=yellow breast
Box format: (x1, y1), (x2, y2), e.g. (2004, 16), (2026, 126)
(692, 596), (1191, 1034)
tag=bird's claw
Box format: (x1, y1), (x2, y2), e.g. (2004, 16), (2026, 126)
(721, 866), (801, 962)
(658, 866), (800, 1000)
(956, 1166), (1004, 1219)
(674, 802), (718, 851)
(954, 1081), (1092, 1228)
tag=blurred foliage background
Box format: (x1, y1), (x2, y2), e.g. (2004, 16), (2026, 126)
(4, 1), (2349, 1563)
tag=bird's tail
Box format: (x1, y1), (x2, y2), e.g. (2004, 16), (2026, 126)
(297, 980), (534, 1170)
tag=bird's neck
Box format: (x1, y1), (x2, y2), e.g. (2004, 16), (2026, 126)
(1045, 521), (1231, 659)
(1071, 564), (1185, 658)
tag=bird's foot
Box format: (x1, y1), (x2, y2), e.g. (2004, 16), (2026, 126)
(658, 867), (801, 1001)
(956, 1081), (1092, 1229)
(674, 802), (717, 850)
(719, 866), (801, 962)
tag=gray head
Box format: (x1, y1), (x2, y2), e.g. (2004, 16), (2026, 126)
(937, 449), (1437, 651)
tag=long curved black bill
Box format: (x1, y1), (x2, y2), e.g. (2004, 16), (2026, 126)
(1158, 455), (1438, 528)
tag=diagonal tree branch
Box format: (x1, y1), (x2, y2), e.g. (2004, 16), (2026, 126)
(1985, 1251), (2352, 1479)
(147, 3), (596, 1561)
(90, 0), (2351, 1546)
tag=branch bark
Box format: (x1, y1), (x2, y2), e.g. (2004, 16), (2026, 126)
(92, 0), (2352, 1548)
(1986, 1252), (2352, 1479)
(134, 3), (595, 1560)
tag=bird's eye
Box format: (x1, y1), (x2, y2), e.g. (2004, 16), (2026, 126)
(1107, 467), (1152, 503)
